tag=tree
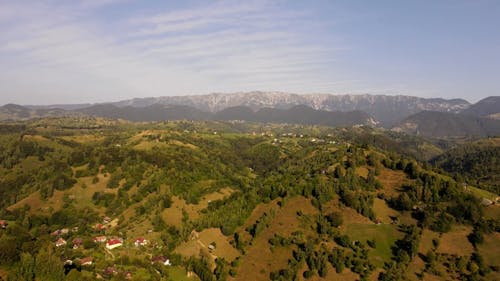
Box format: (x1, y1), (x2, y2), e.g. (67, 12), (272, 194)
(326, 211), (343, 227)
(10, 252), (35, 281)
(34, 246), (64, 281)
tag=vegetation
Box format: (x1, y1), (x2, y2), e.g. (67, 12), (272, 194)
(0, 117), (498, 281)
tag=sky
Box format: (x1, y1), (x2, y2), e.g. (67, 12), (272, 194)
(0, 0), (499, 105)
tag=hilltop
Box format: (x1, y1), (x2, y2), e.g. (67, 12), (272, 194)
(0, 117), (498, 281)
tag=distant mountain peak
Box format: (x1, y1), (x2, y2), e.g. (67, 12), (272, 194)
(111, 92), (470, 126)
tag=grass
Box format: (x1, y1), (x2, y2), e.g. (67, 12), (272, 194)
(467, 186), (498, 201)
(376, 168), (412, 197)
(162, 188), (234, 226)
(418, 229), (440, 255)
(373, 198), (399, 224)
(477, 232), (500, 269)
(484, 205), (500, 220)
(436, 225), (474, 256)
(233, 196), (318, 281)
(175, 228), (240, 263)
(345, 223), (401, 267)
(355, 166), (369, 179)
(167, 266), (199, 281)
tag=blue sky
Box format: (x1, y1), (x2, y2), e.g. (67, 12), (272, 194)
(0, 0), (498, 105)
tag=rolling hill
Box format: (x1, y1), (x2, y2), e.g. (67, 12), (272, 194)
(0, 117), (498, 281)
(462, 96), (500, 118)
(392, 111), (500, 138)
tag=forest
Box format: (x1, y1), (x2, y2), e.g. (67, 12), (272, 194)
(0, 117), (498, 281)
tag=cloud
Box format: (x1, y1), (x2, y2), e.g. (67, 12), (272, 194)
(0, 0), (349, 104)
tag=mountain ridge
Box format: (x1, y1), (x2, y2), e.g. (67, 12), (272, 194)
(110, 92), (470, 126)
(19, 92), (471, 127)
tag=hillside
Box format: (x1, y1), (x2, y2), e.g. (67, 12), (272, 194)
(432, 138), (500, 194)
(77, 104), (376, 127)
(392, 111), (500, 138)
(462, 96), (500, 118)
(0, 118), (498, 281)
(0, 104), (79, 121)
(111, 92), (470, 126)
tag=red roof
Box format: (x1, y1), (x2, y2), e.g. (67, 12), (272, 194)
(72, 238), (83, 244)
(107, 239), (122, 246)
(152, 256), (167, 263)
(79, 257), (93, 265)
(55, 238), (66, 244)
(93, 236), (107, 242)
(135, 237), (145, 242)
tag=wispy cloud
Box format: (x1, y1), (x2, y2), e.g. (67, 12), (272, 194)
(0, 0), (349, 104)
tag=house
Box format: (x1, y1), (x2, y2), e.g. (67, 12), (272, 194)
(106, 239), (123, 250)
(72, 238), (83, 249)
(79, 257), (93, 266)
(93, 236), (107, 243)
(103, 266), (118, 276)
(51, 229), (61, 236)
(72, 226), (79, 233)
(134, 237), (148, 247)
(208, 244), (215, 252)
(125, 271), (133, 280)
(103, 216), (111, 224)
(94, 223), (107, 230)
(55, 238), (67, 247)
(0, 220), (7, 229)
(481, 198), (493, 206)
(151, 256), (171, 266)
(60, 228), (70, 235)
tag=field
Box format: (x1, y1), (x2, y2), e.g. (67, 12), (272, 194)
(162, 188), (234, 226)
(373, 198), (399, 223)
(345, 223), (402, 267)
(232, 196), (318, 281)
(477, 232), (500, 268)
(175, 228), (240, 263)
(468, 186), (498, 201)
(436, 225), (474, 256)
(376, 168), (412, 197)
(167, 266), (200, 281)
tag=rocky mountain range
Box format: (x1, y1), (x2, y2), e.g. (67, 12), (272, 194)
(3, 92), (499, 138)
(110, 92), (470, 126)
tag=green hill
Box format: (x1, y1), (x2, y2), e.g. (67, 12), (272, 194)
(0, 118), (498, 281)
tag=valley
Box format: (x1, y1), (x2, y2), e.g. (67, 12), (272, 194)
(0, 117), (498, 281)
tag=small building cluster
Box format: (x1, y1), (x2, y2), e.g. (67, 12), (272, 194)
(106, 238), (123, 250)
(46, 215), (172, 279)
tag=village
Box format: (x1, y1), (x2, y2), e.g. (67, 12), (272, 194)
(25, 215), (172, 280)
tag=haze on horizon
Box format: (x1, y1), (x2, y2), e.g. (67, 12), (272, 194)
(0, 0), (499, 105)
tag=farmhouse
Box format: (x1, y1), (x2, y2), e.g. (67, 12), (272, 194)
(93, 236), (107, 243)
(151, 256), (171, 266)
(106, 239), (123, 249)
(72, 238), (83, 249)
(55, 238), (67, 247)
(134, 237), (148, 247)
(103, 266), (118, 276)
(208, 244), (216, 252)
(481, 198), (493, 206)
(79, 257), (93, 266)
(94, 223), (107, 230)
